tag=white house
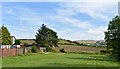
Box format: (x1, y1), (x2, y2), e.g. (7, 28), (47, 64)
(11, 36), (16, 45)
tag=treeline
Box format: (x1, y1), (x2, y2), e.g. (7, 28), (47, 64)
(58, 39), (88, 46)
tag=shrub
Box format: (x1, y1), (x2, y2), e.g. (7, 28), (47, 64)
(60, 48), (65, 53)
(31, 46), (38, 53)
(15, 40), (21, 45)
(100, 50), (111, 54)
(18, 54), (23, 56)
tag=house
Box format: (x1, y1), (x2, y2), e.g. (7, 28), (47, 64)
(11, 36), (16, 45)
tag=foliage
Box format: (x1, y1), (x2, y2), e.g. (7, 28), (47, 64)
(0, 29), (2, 45)
(31, 46), (38, 53)
(105, 16), (120, 61)
(60, 48), (65, 53)
(23, 43), (28, 47)
(35, 24), (58, 51)
(15, 40), (21, 45)
(100, 50), (112, 54)
(1, 25), (13, 45)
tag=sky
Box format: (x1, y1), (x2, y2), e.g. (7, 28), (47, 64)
(1, 0), (119, 40)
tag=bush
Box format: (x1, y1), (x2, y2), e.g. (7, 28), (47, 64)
(100, 50), (111, 54)
(60, 48), (65, 53)
(31, 46), (38, 53)
(18, 54), (23, 56)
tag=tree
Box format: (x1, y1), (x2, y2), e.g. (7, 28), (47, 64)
(35, 24), (58, 51)
(105, 16), (120, 61)
(2, 25), (13, 45)
(15, 40), (21, 45)
(0, 29), (2, 45)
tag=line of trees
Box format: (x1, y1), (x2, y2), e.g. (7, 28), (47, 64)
(105, 16), (120, 61)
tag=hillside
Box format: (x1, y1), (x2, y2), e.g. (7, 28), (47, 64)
(18, 39), (35, 45)
(75, 40), (97, 45)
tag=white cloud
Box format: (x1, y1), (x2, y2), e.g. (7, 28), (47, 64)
(57, 26), (107, 40)
(58, 2), (117, 21)
(49, 15), (91, 29)
(48, 2), (117, 40)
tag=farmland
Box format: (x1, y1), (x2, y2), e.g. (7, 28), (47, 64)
(53, 44), (105, 53)
(2, 53), (119, 67)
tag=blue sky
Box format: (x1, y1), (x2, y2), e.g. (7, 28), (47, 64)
(2, 1), (119, 40)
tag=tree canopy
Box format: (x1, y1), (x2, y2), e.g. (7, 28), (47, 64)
(35, 24), (58, 51)
(105, 16), (120, 61)
(15, 40), (21, 45)
(2, 25), (13, 45)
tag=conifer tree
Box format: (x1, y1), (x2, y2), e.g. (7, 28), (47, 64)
(2, 25), (13, 45)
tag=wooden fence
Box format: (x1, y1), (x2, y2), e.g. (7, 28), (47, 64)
(1, 48), (17, 57)
(0, 48), (30, 57)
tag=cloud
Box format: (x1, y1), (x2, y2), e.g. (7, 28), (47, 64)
(49, 15), (91, 29)
(57, 26), (107, 40)
(58, 2), (117, 21)
(2, 2), (118, 40)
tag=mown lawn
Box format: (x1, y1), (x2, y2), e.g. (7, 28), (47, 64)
(2, 53), (120, 67)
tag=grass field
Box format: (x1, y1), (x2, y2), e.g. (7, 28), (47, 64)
(2, 53), (119, 67)
(53, 44), (105, 53)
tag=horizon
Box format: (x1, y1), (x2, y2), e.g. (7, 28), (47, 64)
(2, 1), (119, 41)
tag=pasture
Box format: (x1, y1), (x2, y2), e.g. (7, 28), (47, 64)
(53, 44), (105, 53)
(2, 53), (119, 67)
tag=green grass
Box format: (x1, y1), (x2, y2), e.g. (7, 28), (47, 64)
(2, 53), (120, 67)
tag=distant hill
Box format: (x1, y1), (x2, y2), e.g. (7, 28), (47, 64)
(75, 40), (105, 46)
(18, 38), (105, 46)
(75, 40), (96, 45)
(18, 39), (35, 45)
(18, 38), (76, 45)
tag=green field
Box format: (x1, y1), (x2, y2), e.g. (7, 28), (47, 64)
(2, 53), (119, 67)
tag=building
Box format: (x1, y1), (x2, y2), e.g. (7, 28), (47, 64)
(11, 36), (16, 45)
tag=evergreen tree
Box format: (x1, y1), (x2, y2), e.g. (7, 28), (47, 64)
(35, 24), (58, 51)
(105, 16), (120, 61)
(2, 25), (13, 45)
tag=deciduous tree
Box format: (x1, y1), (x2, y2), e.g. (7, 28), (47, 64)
(105, 16), (120, 61)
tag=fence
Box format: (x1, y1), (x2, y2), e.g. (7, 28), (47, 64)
(2, 48), (17, 57)
(1, 48), (31, 57)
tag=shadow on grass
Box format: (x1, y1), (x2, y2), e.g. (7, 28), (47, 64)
(47, 63), (98, 67)
(46, 63), (119, 68)
(66, 55), (118, 63)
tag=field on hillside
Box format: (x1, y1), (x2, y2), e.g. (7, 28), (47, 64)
(53, 44), (105, 53)
(2, 53), (119, 67)
(76, 40), (97, 45)
(19, 39), (35, 45)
